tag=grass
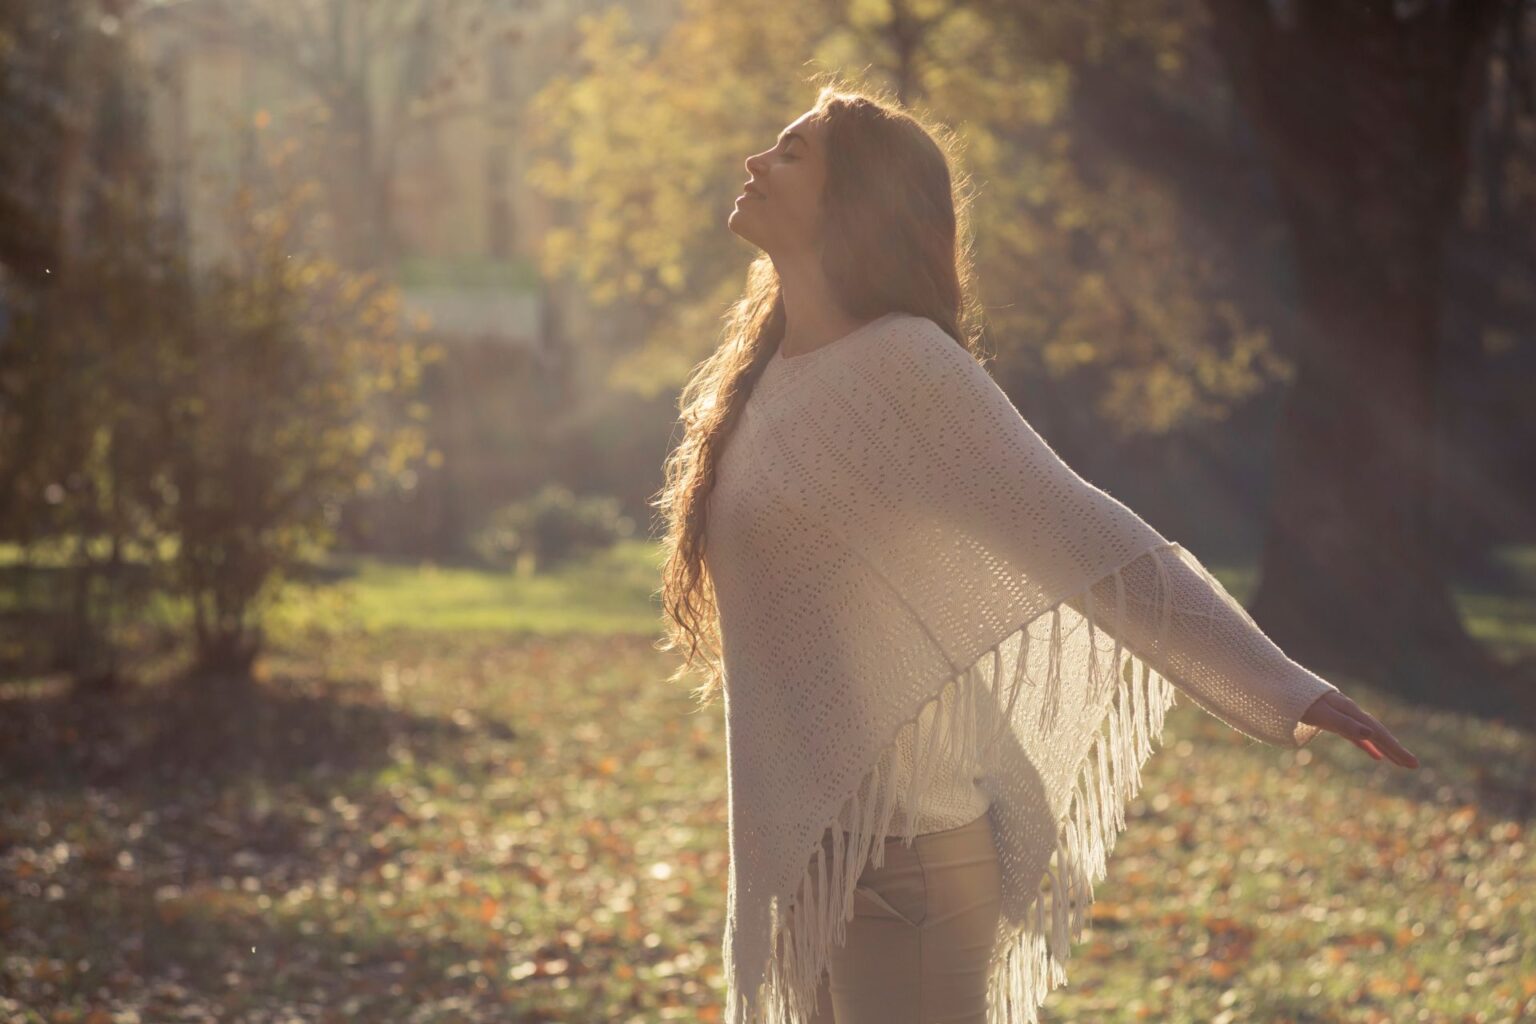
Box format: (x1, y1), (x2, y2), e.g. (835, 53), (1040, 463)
(1, 543), (1533, 1022)
(285, 540), (668, 637)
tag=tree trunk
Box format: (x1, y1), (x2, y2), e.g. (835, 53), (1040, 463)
(1202, 0), (1527, 716)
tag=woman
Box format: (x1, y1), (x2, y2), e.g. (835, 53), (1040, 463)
(655, 82), (1418, 1024)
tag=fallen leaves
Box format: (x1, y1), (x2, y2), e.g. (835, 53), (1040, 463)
(2, 627), (1533, 1022)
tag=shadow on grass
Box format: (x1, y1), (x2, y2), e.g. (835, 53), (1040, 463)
(34, 876), (530, 1021)
(0, 663), (516, 797)
(0, 636), (606, 1021)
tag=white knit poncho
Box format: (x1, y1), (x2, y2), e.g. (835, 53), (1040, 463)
(703, 311), (1340, 1024)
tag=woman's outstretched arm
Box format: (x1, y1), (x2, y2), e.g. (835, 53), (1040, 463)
(1068, 544), (1418, 767)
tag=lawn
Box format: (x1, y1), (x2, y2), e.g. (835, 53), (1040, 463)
(1, 542), (1533, 1023)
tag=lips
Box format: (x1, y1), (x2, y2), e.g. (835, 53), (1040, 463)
(741, 183), (765, 199)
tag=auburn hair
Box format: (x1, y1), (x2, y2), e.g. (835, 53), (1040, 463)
(652, 75), (988, 708)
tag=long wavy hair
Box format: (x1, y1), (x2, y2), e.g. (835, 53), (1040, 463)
(653, 78), (989, 709)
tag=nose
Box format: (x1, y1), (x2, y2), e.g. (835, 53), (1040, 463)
(745, 150), (768, 178)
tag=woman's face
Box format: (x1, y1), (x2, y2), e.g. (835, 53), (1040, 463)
(728, 109), (825, 256)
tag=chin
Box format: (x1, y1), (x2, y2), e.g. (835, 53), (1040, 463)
(727, 210), (759, 245)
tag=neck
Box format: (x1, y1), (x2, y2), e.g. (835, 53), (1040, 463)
(773, 255), (864, 357)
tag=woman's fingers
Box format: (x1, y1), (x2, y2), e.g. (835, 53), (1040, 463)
(1337, 698), (1418, 767)
(1360, 716), (1418, 768)
(1311, 693), (1419, 769)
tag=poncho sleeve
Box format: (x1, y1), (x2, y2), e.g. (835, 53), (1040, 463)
(1067, 543), (1340, 748)
(839, 317), (1340, 750)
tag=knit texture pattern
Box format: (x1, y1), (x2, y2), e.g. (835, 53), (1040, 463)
(704, 312), (1340, 1024)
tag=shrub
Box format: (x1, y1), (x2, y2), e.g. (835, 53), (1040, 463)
(471, 485), (635, 574)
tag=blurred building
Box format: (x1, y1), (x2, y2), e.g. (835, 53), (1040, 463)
(122, 0), (679, 556)
(126, 0), (673, 360)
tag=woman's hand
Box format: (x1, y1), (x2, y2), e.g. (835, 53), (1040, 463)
(1302, 691), (1419, 768)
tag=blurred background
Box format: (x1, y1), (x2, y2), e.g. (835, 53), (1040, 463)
(2, 0), (1534, 1021)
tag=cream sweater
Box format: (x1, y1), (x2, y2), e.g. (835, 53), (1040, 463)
(705, 312), (1340, 1023)
(883, 539), (1324, 836)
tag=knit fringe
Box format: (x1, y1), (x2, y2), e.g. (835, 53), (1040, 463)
(728, 552), (1181, 1024)
(984, 641), (1177, 1024)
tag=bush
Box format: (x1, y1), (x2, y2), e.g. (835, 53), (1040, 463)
(0, 95), (434, 681)
(471, 485), (635, 574)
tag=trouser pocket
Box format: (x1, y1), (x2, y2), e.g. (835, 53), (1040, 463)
(852, 885), (923, 927)
(852, 846), (927, 928)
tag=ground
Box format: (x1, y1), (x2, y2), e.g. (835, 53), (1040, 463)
(2, 540), (1533, 1023)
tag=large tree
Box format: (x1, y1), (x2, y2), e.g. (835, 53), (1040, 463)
(1199, 0), (1523, 714)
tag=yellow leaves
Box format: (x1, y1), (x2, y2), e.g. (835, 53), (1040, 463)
(657, 259), (686, 292)
(524, 0), (833, 333)
(520, 0), (1287, 437)
(350, 422), (376, 452)
(1053, 203), (1092, 231)
(1044, 338), (1100, 372)
(338, 272), (370, 306)
(1018, 69), (1072, 126)
(295, 261), (328, 290)
(538, 227), (577, 278)
(845, 0), (894, 30)
(1108, 363), (1198, 435)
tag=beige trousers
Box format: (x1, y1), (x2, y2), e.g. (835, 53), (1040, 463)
(805, 810), (1002, 1024)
